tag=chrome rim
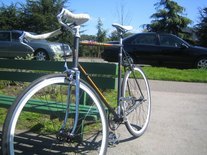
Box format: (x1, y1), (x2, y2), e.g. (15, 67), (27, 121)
(197, 59), (207, 69)
(36, 51), (47, 61)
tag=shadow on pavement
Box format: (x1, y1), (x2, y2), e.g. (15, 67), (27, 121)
(0, 130), (102, 154)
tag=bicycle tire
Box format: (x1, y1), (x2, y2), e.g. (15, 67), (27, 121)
(122, 67), (151, 137)
(2, 74), (108, 155)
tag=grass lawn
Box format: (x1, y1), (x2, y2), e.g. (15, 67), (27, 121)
(142, 67), (207, 83)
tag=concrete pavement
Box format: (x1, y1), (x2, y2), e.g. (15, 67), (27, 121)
(107, 80), (207, 155)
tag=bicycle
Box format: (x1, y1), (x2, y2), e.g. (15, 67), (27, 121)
(2, 8), (151, 155)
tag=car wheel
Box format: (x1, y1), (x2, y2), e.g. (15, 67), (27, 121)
(196, 57), (207, 69)
(35, 50), (49, 61)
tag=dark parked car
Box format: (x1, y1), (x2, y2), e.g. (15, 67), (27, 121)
(0, 30), (72, 61)
(101, 32), (207, 69)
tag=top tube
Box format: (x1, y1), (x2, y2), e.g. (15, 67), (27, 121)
(80, 40), (122, 47)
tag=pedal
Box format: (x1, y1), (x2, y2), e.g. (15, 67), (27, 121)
(108, 131), (119, 147)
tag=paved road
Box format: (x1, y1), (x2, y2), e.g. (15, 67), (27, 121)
(107, 80), (207, 155)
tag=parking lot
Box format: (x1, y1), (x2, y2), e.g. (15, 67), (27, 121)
(108, 80), (207, 155)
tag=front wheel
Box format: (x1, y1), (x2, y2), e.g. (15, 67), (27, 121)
(122, 66), (151, 137)
(2, 74), (108, 155)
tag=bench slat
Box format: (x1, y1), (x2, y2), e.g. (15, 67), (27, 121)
(0, 59), (118, 75)
(0, 71), (117, 89)
(0, 95), (99, 120)
(0, 59), (118, 89)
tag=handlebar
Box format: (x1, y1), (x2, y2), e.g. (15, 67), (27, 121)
(20, 8), (90, 41)
(22, 29), (62, 41)
(19, 7), (133, 51)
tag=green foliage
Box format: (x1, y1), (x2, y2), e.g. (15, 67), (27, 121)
(53, 53), (64, 61)
(0, 108), (8, 126)
(0, 0), (70, 36)
(109, 30), (120, 41)
(195, 7), (207, 47)
(0, 3), (23, 30)
(95, 18), (107, 57)
(96, 18), (107, 42)
(144, 0), (192, 39)
(143, 66), (207, 83)
(79, 46), (102, 57)
(15, 54), (34, 60)
(22, 0), (64, 33)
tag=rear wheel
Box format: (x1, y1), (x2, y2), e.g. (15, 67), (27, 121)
(122, 66), (151, 137)
(2, 74), (108, 155)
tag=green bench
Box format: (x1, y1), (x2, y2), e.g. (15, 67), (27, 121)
(0, 59), (117, 122)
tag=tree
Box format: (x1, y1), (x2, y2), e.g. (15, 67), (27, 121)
(92, 18), (107, 57)
(196, 7), (207, 47)
(144, 0), (192, 38)
(109, 31), (120, 41)
(22, 0), (68, 33)
(96, 18), (107, 42)
(0, 0), (68, 33)
(0, 3), (23, 30)
(115, 0), (131, 25)
(109, 0), (132, 41)
(0, 0), (73, 45)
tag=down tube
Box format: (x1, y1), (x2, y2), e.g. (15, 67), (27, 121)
(78, 64), (117, 117)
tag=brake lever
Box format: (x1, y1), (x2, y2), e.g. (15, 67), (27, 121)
(19, 32), (34, 52)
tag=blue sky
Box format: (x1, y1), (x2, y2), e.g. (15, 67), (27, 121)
(2, 0), (207, 35)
